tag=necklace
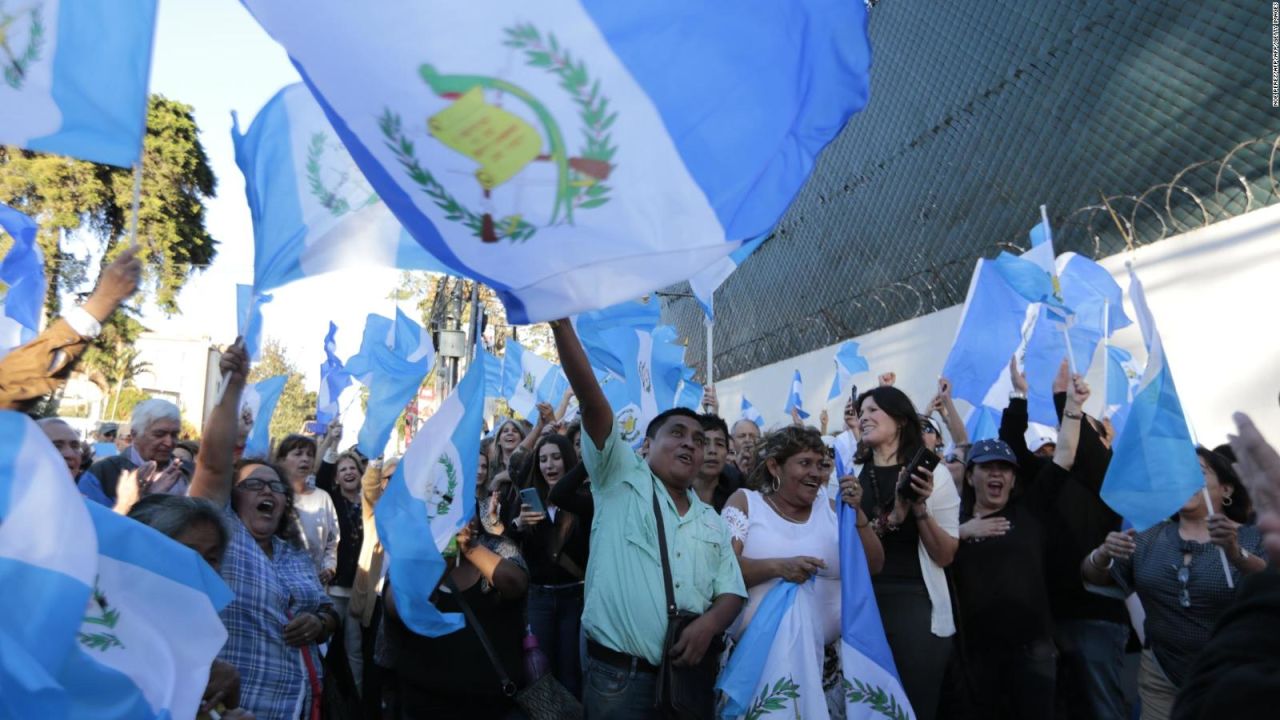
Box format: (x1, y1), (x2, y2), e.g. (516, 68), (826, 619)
(763, 493), (808, 524)
(865, 465), (898, 518)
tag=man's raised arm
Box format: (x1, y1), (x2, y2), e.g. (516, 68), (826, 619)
(549, 320), (611, 450)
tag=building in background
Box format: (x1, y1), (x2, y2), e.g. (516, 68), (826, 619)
(132, 333), (222, 427)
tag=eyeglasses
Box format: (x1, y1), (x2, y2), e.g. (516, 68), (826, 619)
(1174, 556), (1192, 608)
(237, 477), (287, 494)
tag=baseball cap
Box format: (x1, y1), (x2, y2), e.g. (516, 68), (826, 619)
(967, 438), (1018, 468)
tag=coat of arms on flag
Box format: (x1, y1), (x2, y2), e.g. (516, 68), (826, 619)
(0, 2), (45, 89)
(381, 22), (617, 244)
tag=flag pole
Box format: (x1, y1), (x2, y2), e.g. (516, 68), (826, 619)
(1100, 299), (1110, 418)
(705, 304), (714, 387)
(1201, 487), (1236, 589)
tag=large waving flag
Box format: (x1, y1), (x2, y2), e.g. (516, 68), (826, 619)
(785, 370), (809, 420)
(1104, 345), (1141, 436)
(475, 345), (505, 398)
(827, 340), (870, 401)
(715, 580), (828, 719)
(0, 1), (159, 167)
(689, 233), (768, 320)
(1100, 267), (1203, 531)
(233, 83), (452, 292)
(837, 455), (913, 719)
(241, 0), (872, 322)
(347, 309), (436, 457)
(235, 284), (272, 362)
(0, 411), (97, 718)
(58, 502), (232, 720)
(0, 202), (44, 356)
(376, 349), (487, 636)
(240, 375), (289, 459)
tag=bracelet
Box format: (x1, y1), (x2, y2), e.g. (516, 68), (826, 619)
(1064, 409), (1083, 419)
(913, 507), (931, 521)
(1089, 549), (1113, 570)
(1009, 391), (1027, 401)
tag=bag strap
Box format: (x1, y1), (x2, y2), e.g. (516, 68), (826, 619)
(651, 478), (679, 619)
(444, 576), (518, 697)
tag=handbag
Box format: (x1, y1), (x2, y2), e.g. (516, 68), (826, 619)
(445, 577), (584, 720)
(651, 482), (722, 720)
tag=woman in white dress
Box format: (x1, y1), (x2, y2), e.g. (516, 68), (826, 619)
(720, 426), (883, 718)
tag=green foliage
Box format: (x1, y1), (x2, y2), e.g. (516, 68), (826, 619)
(107, 386), (151, 423)
(744, 676), (801, 720)
(0, 94), (216, 316)
(249, 338), (318, 444)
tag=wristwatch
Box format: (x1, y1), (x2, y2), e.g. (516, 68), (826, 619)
(1238, 547), (1251, 562)
(1009, 391), (1027, 401)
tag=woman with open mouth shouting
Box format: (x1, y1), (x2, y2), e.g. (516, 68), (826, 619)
(949, 374), (1095, 719)
(190, 339), (338, 720)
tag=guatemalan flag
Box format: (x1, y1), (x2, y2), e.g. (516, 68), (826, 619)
(740, 396), (765, 429)
(376, 349), (487, 636)
(828, 340), (870, 401)
(234, 83), (453, 293)
(0, 0), (158, 167)
(235, 284), (272, 362)
(836, 456), (914, 719)
(0, 412), (233, 719)
(572, 298), (661, 378)
(316, 321), (353, 433)
(58, 503), (233, 720)
(502, 340), (566, 420)
(346, 309), (436, 457)
(0, 202), (44, 357)
(1105, 345), (1141, 436)
(240, 0), (872, 323)
(785, 370), (809, 420)
(1100, 267), (1203, 531)
(0, 411), (97, 718)
(240, 375), (289, 460)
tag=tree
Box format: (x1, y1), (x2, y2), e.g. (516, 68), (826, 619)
(79, 311), (149, 417)
(0, 94), (217, 317)
(249, 338), (318, 444)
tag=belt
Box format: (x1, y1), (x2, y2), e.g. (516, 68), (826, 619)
(586, 639), (660, 674)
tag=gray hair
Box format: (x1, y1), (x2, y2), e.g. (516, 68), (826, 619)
(130, 399), (181, 436)
(127, 495), (230, 562)
(37, 417), (77, 433)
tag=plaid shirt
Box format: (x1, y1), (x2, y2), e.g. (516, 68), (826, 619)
(218, 508), (332, 720)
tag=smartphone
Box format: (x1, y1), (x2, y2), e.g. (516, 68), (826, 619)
(518, 486), (546, 514)
(898, 446), (941, 503)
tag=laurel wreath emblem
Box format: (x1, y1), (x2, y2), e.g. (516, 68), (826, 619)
(380, 22), (617, 244)
(2, 5), (45, 90)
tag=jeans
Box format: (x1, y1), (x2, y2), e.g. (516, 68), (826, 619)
(960, 638), (1058, 719)
(582, 656), (658, 720)
(527, 583), (584, 697)
(1054, 619), (1130, 720)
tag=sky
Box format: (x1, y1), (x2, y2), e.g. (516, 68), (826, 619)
(142, 0), (406, 392)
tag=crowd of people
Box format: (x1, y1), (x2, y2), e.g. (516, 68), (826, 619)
(2, 252), (1278, 720)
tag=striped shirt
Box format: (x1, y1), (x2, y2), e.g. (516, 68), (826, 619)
(218, 507), (332, 720)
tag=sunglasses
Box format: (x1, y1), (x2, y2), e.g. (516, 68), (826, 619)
(1174, 556), (1192, 609)
(237, 477), (288, 495)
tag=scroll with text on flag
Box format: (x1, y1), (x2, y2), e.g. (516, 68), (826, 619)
(241, 0), (872, 322)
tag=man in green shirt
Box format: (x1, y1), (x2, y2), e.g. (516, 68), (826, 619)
(550, 319), (746, 719)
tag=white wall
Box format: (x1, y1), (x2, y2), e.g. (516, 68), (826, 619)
(714, 204), (1280, 447)
(134, 333), (220, 426)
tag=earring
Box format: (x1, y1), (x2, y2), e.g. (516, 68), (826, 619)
(1222, 495), (1233, 507)
(770, 475), (781, 493)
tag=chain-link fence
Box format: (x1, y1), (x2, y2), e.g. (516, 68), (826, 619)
(661, 0), (1279, 381)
